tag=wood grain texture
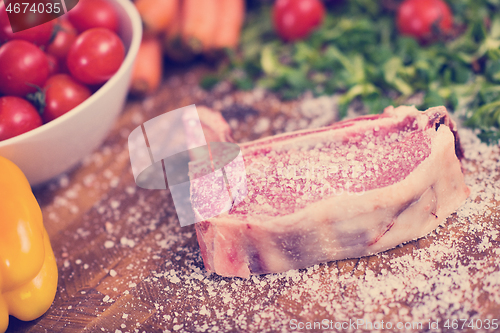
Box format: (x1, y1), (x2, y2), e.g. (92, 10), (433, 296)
(6, 66), (500, 332)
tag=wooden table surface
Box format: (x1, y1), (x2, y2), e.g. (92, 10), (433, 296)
(6, 65), (500, 333)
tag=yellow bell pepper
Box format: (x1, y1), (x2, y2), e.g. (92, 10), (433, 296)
(0, 156), (58, 332)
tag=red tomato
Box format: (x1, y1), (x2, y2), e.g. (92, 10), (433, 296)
(47, 20), (78, 60)
(397, 0), (453, 40)
(67, 28), (125, 85)
(0, 96), (42, 141)
(0, 40), (49, 97)
(67, 0), (119, 33)
(273, 0), (325, 41)
(0, 2), (55, 46)
(42, 74), (91, 122)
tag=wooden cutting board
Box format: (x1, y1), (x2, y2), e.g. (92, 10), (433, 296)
(7, 65), (500, 333)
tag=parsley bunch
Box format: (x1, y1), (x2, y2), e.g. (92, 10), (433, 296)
(204, 0), (500, 143)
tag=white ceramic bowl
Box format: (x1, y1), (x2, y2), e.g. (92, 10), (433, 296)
(0, 0), (142, 186)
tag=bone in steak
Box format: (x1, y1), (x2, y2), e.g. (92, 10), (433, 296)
(188, 105), (470, 278)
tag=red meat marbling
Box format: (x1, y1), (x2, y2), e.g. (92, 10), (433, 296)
(187, 105), (470, 278)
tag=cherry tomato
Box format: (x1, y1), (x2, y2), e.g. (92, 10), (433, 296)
(0, 40), (49, 97)
(273, 0), (325, 41)
(47, 20), (78, 60)
(0, 96), (42, 141)
(67, 28), (125, 85)
(67, 0), (119, 33)
(397, 0), (453, 40)
(42, 74), (91, 122)
(0, 2), (55, 46)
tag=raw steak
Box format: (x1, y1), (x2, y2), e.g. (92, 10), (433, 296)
(188, 105), (470, 278)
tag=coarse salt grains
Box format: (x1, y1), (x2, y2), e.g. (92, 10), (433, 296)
(133, 128), (500, 332)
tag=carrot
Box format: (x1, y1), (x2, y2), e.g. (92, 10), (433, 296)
(163, 0), (182, 42)
(212, 0), (245, 49)
(130, 37), (163, 96)
(135, 0), (179, 34)
(163, 0), (195, 62)
(181, 0), (219, 53)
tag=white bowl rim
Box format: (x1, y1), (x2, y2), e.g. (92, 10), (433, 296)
(0, 0), (142, 148)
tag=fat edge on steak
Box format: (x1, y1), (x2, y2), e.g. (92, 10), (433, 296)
(188, 105), (470, 278)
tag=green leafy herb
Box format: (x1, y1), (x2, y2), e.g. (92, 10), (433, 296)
(207, 0), (500, 143)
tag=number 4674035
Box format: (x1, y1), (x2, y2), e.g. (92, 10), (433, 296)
(6, 2), (61, 14)
(444, 318), (498, 330)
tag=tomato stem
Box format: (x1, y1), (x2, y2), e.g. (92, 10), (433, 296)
(25, 83), (46, 115)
